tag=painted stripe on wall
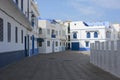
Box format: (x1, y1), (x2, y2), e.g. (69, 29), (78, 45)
(0, 50), (25, 68)
(79, 48), (90, 51)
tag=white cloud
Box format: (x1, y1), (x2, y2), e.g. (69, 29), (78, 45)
(67, 0), (120, 16)
(67, 0), (104, 16)
(92, 0), (120, 9)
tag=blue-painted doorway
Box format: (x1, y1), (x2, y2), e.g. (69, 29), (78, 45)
(71, 42), (79, 50)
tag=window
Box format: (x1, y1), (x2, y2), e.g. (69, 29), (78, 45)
(15, 27), (18, 43)
(86, 41), (89, 47)
(73, 32), (77, 39)
(56, 41), (58, 47)
(7, 22), (11, 42)
(0, 18), (3, 41)
(31, 13), (35, 27)
(68, 23), (70, 33)
(56, 31), (58, 36)
(106, 31), (111, 38)
(47, 41), (50, 47)
(87, 32), (90, 38)
(52, 30), (55, 35)
(94, 32), (98, 38)
(38, 41), (42, 47)
(31, 18), (35, 27)
(21, 30), (23, 43)
(60, 42), (61, 46)
(68, 35), (70, 41)
(47, 29), (50, 35)
(21, 0), (23, 11)
(39, 28), (42, 34)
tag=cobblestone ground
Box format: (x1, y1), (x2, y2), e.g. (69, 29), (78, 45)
(0, 51), (120, 80)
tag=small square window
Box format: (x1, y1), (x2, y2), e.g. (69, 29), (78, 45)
(86, 41), (89, 47)
(39, 41), (42, 47)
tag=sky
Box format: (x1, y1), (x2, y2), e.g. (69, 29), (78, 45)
(36, 0), (120, 23)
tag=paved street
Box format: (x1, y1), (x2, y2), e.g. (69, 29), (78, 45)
(0, 51), (120, 80)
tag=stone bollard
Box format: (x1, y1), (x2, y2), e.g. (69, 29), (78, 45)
(91, 43), (95, 64)
(94, 42), (97, 66)
(101, 42), (105, 70)
(97, 42), (101, 68)
(106, 41), (111, 72)
(99, 42), (102, 68)
(112, 40), (118, 77)
(95, 41), (99, 66)
(116, 40), (120, 78)
(110, 41), (115, 74)
(105, 41), (109, 72)
(90, 43), (93, 63)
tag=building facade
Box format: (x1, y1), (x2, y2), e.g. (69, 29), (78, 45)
(69, 21), (111, 51)
(0, 0), (39, 67)
(38, 20), (66, 54)
(111, 24), (120, 40)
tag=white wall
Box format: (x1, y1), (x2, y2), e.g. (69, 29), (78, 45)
(38, 20), (66, 53)
(90, 40), (120, 78)
(0, 10), (27, 53)
(70, 21), (110, 49)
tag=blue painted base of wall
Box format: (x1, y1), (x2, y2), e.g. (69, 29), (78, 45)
(79, 48), (90, 51)
(0, 50), (25, 68)
(71, 48), (90, 51)
(30, 48), (39, 56)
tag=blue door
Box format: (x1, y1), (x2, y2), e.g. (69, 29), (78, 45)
(52, 41), (54, 52)
(24, 36), (29, 57)
(32, 35), (34, 54)
(71, 42), (79, 50)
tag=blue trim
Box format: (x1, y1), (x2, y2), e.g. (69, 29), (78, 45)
(94, 32), (98, 38)
(73, 32), (77, 39)
(51, 35), (56, 38)
(79, 48), (90, 51)
(71, 42), (79, 50)
(0, 50), (25, 68)
(32, 35), (34, 54)
(87, 32), (90, 38)
(30, 48), (39, 56)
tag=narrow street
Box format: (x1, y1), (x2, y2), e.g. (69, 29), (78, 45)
(0, 51), (119, 80)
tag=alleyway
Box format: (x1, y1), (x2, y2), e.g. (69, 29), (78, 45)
(0, 51), (120, 80)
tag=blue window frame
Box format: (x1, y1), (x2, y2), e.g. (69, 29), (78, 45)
(73, 32), (77, 39)
(87, 32), (90, 38)
(86, 41), (89, 47)
(94, 32), (98, 38)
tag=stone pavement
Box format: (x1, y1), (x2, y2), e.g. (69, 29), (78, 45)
(0, 51), (120, 80)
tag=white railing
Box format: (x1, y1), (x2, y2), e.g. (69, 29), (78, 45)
(90, 40), (120, 78)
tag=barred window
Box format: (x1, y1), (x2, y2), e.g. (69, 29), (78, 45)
(56, 41), (58, 47)
(0, 18), (3, 41)
(7, 22), (11, 42)
(21, 30), (23, 43)
(15, 27), (18, 43)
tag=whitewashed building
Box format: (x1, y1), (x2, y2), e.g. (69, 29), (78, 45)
(69, 21), (111, 51)
(111, 24), (120, 40)
(38, 20), (66, 54)
(0, 0), (39, 67)
(64, 21), (71, 50)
